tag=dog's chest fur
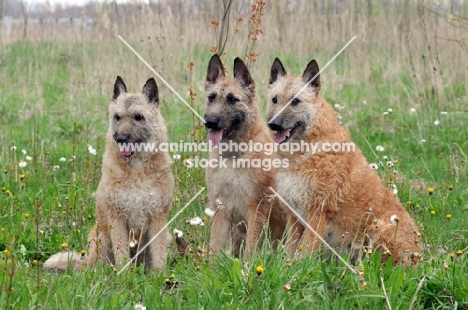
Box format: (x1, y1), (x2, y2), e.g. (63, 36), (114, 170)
(101, 165), (166, 230)
(276, 168), (314, 219)
(112, 183), (160, 229)
(206, 160), (255, 223)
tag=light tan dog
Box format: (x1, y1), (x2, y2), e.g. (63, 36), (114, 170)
(204, 55), (299, 258)
(267, 58), (421, 265)
(44, 76), (174, 272)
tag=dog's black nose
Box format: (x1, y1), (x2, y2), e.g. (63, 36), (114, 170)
(268, 119), (284, 131)
(204, 116), (220, 129)
(115, 135), (129, 143)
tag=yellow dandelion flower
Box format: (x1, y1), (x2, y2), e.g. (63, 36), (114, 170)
(24, 213), (30, 219)
(1, 228), (4, 232)
(428, 187), (435, 195)
(256, 265), (264, 275)
(3, 169), (7, 174)
(19, 174), (25, 180)
(3, 249), (9, 254)
(5, 189), (11, 195)
(61, 242), (68, 249)
(456, 250), (463, 256)
(430, 210), (436, 215)
(80, 249), (87, 256)
(32, 259), (38, 266)
(446, 214), (452, 219)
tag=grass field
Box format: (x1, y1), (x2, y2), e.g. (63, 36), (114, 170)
(1, 1), (468, 309)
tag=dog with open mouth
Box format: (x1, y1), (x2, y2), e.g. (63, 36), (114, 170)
(204, 54), (300, 258)
(44, 76), (174, 272)
(267, 58), (421, 265)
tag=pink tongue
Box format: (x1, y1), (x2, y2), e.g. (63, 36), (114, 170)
(120, 150), (133, 157)
(119, 145), (133, 157)
(273, 130), (291, 143)
(208, 129), (223, 147)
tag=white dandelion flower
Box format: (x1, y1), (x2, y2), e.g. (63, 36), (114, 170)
(387, 108), (393, 113)
(370, 163), (378, 170)
(25, 156), (32, 161)
(440, 111), (448, 115)
(383, 156), (388, 161)
(391, 184), (398, 195)
(420, 139), (427, 144)
(205, 208), (216, 217)
(19, 161), (27, 168)
(379, 162), (384, 167)
(376, 145), (384, 152)
(10, 146), (17, 151)
(387, 161), (394, 168)
(129, 240), (138, 248)
(363, 100), (367, 105)
(409, 108), (416, 113)
(383, 111), (389, 115)
(134, 304), (146, 310)
(53, 165), (60, 171)
(173, 229), (183, 238)
(173, 154), (181, 161)
(390, 214), (399, 225)
(59, 157), (66, 162)
(88, 145), (97, 155)
(21, 149), (27, 155)
(189, 216), (204, 226)
(434, 120), (440, 126)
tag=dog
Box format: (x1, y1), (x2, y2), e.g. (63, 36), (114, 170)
(43, 76), (174, 272)
(203, 54), (300, 259)
(266, 58), (421, 265)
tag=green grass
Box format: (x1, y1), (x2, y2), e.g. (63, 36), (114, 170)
(0, 37), (467, 310)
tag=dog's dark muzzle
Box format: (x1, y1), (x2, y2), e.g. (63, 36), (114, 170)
(115, 134), (130, 143)
(204, 116), (221, 129)
(268, 119), (285, 131)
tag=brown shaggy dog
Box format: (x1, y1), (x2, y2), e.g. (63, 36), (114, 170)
(44, 76), (174, 272)
(204, 55), (299, 258)
(267, 58), (421, 265)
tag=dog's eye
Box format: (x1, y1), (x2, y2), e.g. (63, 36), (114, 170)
(114, 114), (121, 121)
(291, 98), (301, 106)
(134, 114), (144, 121)
(208, 93), (216, 102)
(272, 96), (278, 104)
(226, 94), (239, 104)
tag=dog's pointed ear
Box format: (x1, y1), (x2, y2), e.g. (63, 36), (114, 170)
(142, 78), (159, 106)
(302, 59), (321, 91)
(233, 57), (254, 89)
(113, 76), (127, 100)
(206, 54), (225, 84)
(270, 58), (287, 84)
